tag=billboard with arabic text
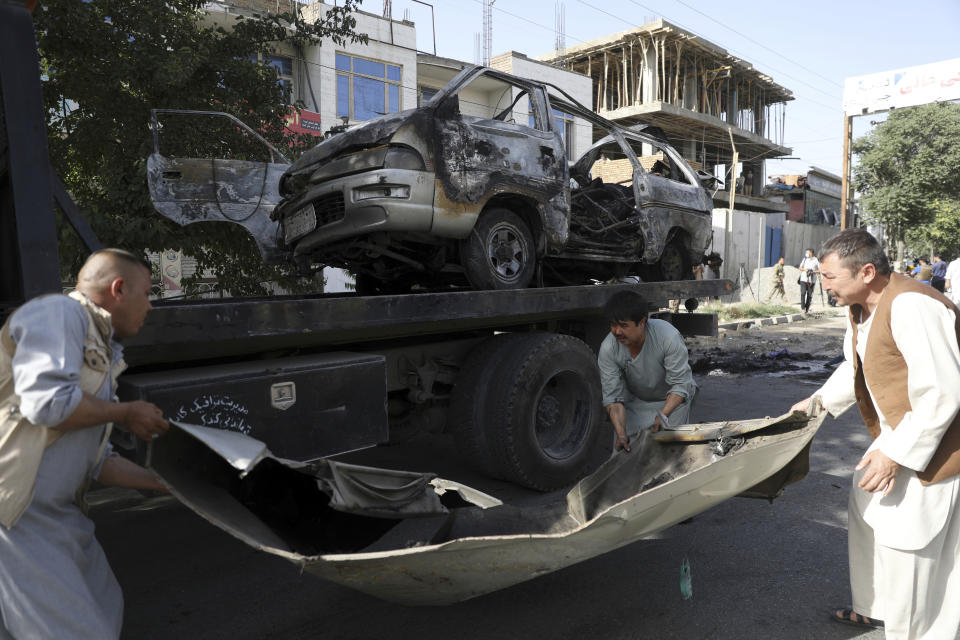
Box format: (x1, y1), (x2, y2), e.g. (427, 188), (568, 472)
(842, 58), (960, 116)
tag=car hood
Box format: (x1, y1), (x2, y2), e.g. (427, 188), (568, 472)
(280, 109), (417, 196)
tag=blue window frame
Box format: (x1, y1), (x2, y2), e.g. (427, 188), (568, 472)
(336, 53), (402, 122)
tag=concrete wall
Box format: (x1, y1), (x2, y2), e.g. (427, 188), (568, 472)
(708, 213), (841, 303)
(782, 220), (839, 266)
(710, 209), (786, 282)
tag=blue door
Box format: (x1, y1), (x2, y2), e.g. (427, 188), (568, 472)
(765, 227), (782, 267)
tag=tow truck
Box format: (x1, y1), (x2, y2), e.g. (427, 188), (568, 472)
(0, 2), (822, 605)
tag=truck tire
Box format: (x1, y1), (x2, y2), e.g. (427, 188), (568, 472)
(448, 334), (526, 479)
(485, 333), (603, 491)
(460, 208), (536, 290)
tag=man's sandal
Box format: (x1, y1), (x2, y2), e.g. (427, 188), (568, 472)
(831, 608), (884, 629)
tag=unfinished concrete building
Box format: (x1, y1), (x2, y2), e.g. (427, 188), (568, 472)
(539, 19), (793, 211)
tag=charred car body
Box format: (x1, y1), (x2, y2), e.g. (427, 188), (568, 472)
(148, 66), (715, 291)
(274, 66), (713, 290)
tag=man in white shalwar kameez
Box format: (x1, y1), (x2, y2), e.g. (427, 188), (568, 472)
(0, 249), (170, 639)
(792, 230), (960, 640)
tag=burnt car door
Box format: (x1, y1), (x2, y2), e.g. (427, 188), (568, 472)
(432, 70), (567, 217)
(146, 110), (290, 262)
(619, 132), (713, 275)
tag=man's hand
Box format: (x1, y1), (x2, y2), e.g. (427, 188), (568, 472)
(121, 401), (169, 442)
(615, 433), (631, 452)
(606, 402), (630, 452)
(98, 455), (169, 492)
(791, 397), (812, 414)
(652, 414), (662, 433)
(856, 450), (900, 497)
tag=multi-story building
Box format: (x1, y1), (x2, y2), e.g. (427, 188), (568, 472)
(538, 19), (793, 214)
(205, 0), (417, 137)
(766, 166), (843, 225)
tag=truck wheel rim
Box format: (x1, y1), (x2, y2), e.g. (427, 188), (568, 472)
(486, 224), (526, 281)
(534, 370), (589, 460)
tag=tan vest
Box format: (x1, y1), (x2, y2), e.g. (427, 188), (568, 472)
(0, 292), (127, 529)
(850, 273), (960, 485)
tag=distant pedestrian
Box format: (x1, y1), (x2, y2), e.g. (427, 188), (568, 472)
(766, 257), (786, 302)
(932, 255), (947, 292)
(946, 255), (960, 305)
(798, 248), (819, 313)
(914, 258), (932, 284)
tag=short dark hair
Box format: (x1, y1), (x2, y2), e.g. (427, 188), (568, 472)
(604, 291), (649, 324)
(819, 229), (890, 276)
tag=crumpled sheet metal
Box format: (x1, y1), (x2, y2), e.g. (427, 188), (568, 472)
(151, 408), (824, 606)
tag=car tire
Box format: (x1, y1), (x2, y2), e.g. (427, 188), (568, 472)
(484, 334), (604, 491)
(461, 208), (536, 290)
(656, 236), (693, 281)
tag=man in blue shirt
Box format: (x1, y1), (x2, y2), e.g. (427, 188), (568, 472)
(932, 254), (947, 292)
(597, 291), (697, 452)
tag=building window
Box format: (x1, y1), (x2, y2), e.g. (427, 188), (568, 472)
(419, 86), (439, 107)
(336, 53), (402, 121)
(250, 54), (295, 105)
(530, 107), (575, 159)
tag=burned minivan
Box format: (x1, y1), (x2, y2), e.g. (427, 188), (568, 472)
(148, 66), (715, 292)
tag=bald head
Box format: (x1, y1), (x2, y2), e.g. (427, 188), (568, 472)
(77, 249), (151, 296)
(76, 249), (154, 339)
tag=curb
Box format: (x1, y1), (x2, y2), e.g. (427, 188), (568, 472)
(717, 311), (841, 332)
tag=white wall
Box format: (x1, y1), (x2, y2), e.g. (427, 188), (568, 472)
(493, 53), (593, 160)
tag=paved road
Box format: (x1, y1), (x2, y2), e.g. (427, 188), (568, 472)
(93, 318), (907, 640)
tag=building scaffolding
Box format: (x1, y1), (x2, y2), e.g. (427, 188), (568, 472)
(539, 19), (793, 176)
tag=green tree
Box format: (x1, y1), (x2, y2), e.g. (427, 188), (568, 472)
(852, 101), (960, 257)
(35, 0), (366, 295)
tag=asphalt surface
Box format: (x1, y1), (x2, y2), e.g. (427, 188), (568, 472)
(91, 317), (928, 640)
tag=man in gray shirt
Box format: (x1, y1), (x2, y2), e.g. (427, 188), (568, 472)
(0, 248), (169, 639)
(598, 291), (697, 452)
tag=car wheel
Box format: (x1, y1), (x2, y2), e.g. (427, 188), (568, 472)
(657, 236), (693, 281)
(461, 208), (536, 290)
(450, 333), (604, 491)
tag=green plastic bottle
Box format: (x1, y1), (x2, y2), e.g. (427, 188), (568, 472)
(680, 556), (693, 600)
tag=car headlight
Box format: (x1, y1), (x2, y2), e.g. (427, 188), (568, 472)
(310, 147), (389, 184)
(383, 147), (425, 171)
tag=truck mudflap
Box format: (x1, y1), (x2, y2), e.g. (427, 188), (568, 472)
(149, 407), (825, 606)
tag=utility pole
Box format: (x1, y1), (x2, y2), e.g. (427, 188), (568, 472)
(725, 128), (738, 281)
(840, 113), (853, 229)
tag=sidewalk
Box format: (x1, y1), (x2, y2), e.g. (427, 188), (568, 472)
(715, 297), (845, 332)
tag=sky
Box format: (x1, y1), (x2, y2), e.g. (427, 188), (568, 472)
(385, 0), (960, 177)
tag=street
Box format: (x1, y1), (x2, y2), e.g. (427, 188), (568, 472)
(94, 316), (902, 640)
